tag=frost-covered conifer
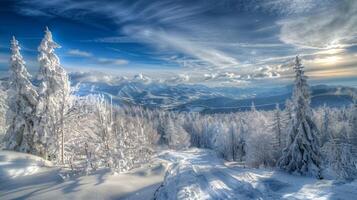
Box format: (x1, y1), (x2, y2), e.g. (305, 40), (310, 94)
(246, 107), (275, 167)
(35, 27), (70, 161)
(164, 116), (190, 150)
(278, 56), (322, 178)
(5, 36), (38, 153)
(272, 104), (284, 151)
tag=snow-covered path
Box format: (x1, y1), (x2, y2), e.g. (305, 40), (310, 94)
(155, 148), (357, 200)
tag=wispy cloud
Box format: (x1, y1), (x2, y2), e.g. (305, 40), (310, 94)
(97, 58), (128, 65)
(278, 0), (357, 49)
(123, 26), (240, 69)
(83, 36), (137, 44)
(67, 48), (129, 66)
(12, 0), (357, 85)
(14, 0), (240, 70)
(257, 0), (329, 15)
(68, 49), (92, 57)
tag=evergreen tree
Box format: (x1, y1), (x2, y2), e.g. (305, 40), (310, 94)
(278, 56), (322, 178)
(271, 103), (286, 160)
(35, 27), (70, 161)
(5, 36), (38, 153)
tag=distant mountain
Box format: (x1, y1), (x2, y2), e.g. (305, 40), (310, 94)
(72, 75), (356, 113)
(76, 81), (223, 109)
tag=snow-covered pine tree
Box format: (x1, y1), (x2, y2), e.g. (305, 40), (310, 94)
(4, 36), (39, 153)
(278, 56), (322, 178)
(271, 103), (286, 160)
(35, 27), (70, 162)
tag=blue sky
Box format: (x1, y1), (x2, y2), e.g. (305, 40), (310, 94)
(0, 0), (356, 87)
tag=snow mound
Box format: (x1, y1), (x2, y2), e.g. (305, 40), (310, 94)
(0, 150), (52, 179)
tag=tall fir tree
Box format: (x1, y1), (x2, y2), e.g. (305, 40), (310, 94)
(278, 56), (322, 178)
(35, 27), (70, 161)
(5, 36), (38, 153)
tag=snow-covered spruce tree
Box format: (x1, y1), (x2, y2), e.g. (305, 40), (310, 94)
(35, 27), (70, 162)
(4, 36), (38, 153)
(278, 56), (322, 178)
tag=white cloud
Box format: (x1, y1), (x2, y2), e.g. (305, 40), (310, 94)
(278, 0), (357, 49)
(259, 0), (326, 15)
(97, 58), (128, 65)
(68, 49), (92, 57)
(66, 49), (129, 66)
(165, 74), (190, 84)
(253, 66), (281, 78)
(69, 71), (128, 84)
(123, 26), (239, 69)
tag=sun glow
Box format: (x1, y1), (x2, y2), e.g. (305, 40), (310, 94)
(313, 56), (342, 65)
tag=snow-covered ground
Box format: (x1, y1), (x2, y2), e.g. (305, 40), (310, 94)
(1, 149), (357, 200)
(155, 148), (357, 200)
(0, 150), (167, 200)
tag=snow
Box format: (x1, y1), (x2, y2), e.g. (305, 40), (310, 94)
(1, 149), (357, 200)
(0, 150), (167, 200)
(155, 148), (357, 200)
(0, 150), (52, 179)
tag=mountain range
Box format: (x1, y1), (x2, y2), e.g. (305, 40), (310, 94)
(72, 76), (356, 113)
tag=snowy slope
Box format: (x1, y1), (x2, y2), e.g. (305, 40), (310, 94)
(0, 150), (167, 200)
(155, 148), (357, 200)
